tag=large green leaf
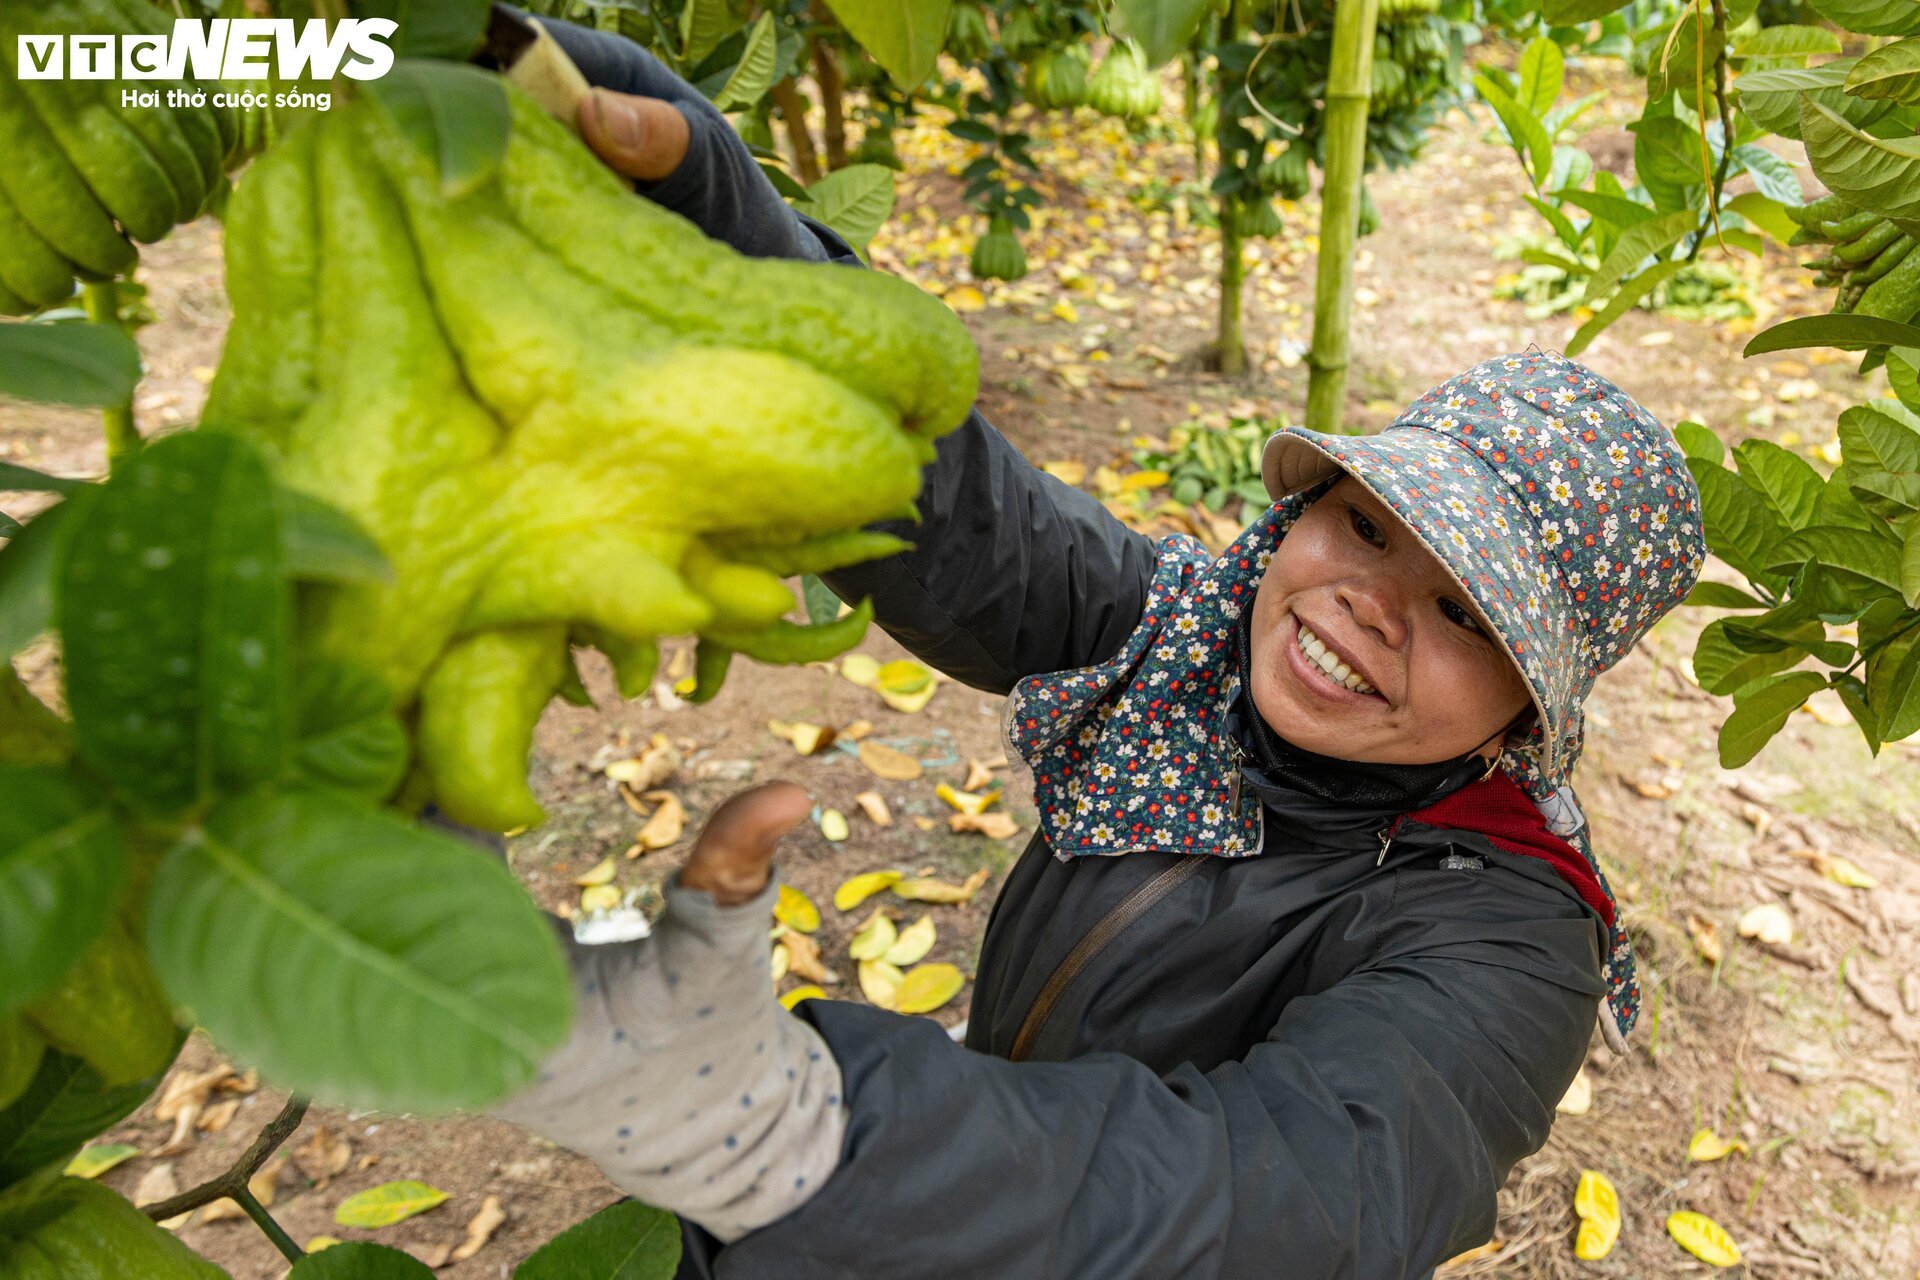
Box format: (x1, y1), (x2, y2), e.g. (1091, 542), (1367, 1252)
(711, 12), (778, 111)
(1726, 191), (1799, 243)
(1720, 671), (1828, 766)
(822, 0), (952, 88)
(281, 490), (391, 586)
(1518, 38), (1565, 118)
(680, 0), (733, 66)
(57, 433), (290, 817)
(1767, 525), (1905, 592)
(1692, 615), (1819, 693)
(1688, 456), (1790, 587)
(1890, 349), (1920, 410)
(1901, 526), (1920, 606)
(1566, 260), (1688, 357)
(0, 492), (92, 661)
(1582, 209), (1697, 304)
(353, 0), (489, 60)
(0, 1035), (182, 1186)
(1847, 37), (1920, 106)
(0, 767), (126, 1020)
(1558, 190), (1660, 232)
(362, 60), (511, 199)
(1543, 0), (1629, 21)
(1808, 0), (1920, 36)
(0, 1174), (227, 1277)
(1839, 402), (1920, 476)
(0, 324), (141, 410)
(1799, 97), (1920, 236)
(146, 787), (570, 1112)
(515, 1199), (681, 1280)
(1733, 439), (1824, 531)
(793, 164), (895, 258)
(1744, 314), (1920, 355)
(1733, 24), (1842, 59)
(1734, 60), (1891, 138)
(290, 1242), (437, 1279)
(292, 660), (409, 803)
(1686, 581), (1770, 609)
(1475, 72), (1552, 188)
(1732, 145), (1803, 205)
(1630, 114), (1706, 212)
(1110, 0), (1213, 69)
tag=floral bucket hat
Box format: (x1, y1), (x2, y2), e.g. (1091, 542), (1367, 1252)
(1261, 349), (1708, 783)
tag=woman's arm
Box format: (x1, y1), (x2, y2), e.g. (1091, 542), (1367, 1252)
(674, 871), (1603, 1279)
(539, 18), (1160, 690)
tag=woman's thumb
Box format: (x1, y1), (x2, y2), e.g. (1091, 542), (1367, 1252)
(579, 89), (691, 183)
(679, 782), (812, 906)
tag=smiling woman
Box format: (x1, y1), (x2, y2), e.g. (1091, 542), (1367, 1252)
(1246, 476), (1536, 767)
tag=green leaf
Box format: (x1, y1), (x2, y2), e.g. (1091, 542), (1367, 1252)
(514, 1198), (682, 1280)
(0, 766), (128, 1021)
(679, 0), (733, 66)
(1542, 89), (1608, 141)
(1558, 189), (1660, 232)
(1686, 581), (1770, 608)
(1799, 97), (1920, 236)
(1767, 525), (1905, 592)
(58, 433), (290, 817)
(1735, 60), (1892, 138)
(145, 788), (570, 1112)
(334, 1181), (449, 1228)
(1474, 72), (1552, 189)
(1688, 455), (1790, 587)
(794, 164), (895, 257)
(822, 0), (951, 88)
(1732, 145), (1803, 205)
(1814, 462), (1885, 531)
(1726, 191), (1799, 243)
(363, 61), (511, 200)
(1582, 209), (1697, 304)
(1847, 37), (1920, 105)
(1890, 348), (1920, 410)
(1744, 314), (1920, 355)
(1111, 0), (1212, 68)
(1901, 525), (1920, 605)
(353, 0), (489, 60)
(0, 463), (83, 495)
(712, 12), (778, 111)
(1674, 420), (1726, 466)
(801, 573), (840, 625)
(0, 323), (141, 409)
(1839, 401), (1920, 476)
(293, 660), (408, 803)
(0, 1175), (228, 1278)
(1518, 38), (1565, 117)
(0, 1036), (183, 1185)
(1832, 672), (1880, 750)
(291, 1241), (438, 1279)
(1733, 439), (1824, 531)
(281, 490), (391, 586)
(1733, 24), (1842, 59)
(62, 1143), (138, 1179)
(1631, 114), (1706, 212)
(1542, 0), (1628, 21)
(0, 492), (91, 661)
(1567, 260), (1688, 357)
(1808, 0), (1920, 37)
(1719, 671), (1829, 766)
(1878, 627), (1920, 739)
(758, 160), (810, 201)
(1525, 195), (1585, 253)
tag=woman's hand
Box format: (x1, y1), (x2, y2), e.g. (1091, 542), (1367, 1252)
(488, 781), (847, 1242)
(578, 88), (692, 183)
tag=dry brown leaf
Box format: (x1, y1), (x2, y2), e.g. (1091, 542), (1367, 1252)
(857, 741), (922, 781)
(1629, 779), (1671, 800)
(418, 1242), (453, 1268)
(221, 1069), (258, 1095)
(197, 1099), (239, 1134)
(663, 646), (693, 682)
(788, 723), (837, 756)
(894, 866), (993, 903)
(153, 1064), (234, 1155)
(1737, 902), (1794, 946)
(134, 1163), (186, 1229)
(779, 929), (840, 985)
(357, 1153), (382, 1171)
(949, 811), (1020, 840)
(854, 791), (893, 826)
(1440, 1239), (1503, 1268)
(1686, 913), (1724, 965)
(911, 816), (937, 831)
(604, 734), (680, 791)
(580, 884), (622, 914)
(1787, 847), (1878, 889)
(841, 719), (874, 741)
(962, 758), (1000, 792)
(451, 1195), (506, 1263)
(294, 1125), (353, 1185)
(636, 792), (686, 850)
(198, 1197), (246, 1224)
(1041, 460), (1088, 486)
(1555, 1069), (1593, 1116)
(572, 856), (617, 888)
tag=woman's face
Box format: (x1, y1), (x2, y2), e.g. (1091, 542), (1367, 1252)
(1246, 476), (1534, 766)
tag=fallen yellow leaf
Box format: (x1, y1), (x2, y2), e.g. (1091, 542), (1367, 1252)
(780, 984), (827, 1009)
(1687, 1128), (1749, 1162)
(839, 654), (882, 687)
(946, 285), (986, 312)
(963, 757), (1005, 792)
(819, 808), (850, 842)
(334, 1180), (449, 1228)
(572, 856), (617, 888)
(787, 722), (838, 756)
(1441, 1239), (1503, 1266)
(858, 959), (904, 1009)
(949, 811), (1021, 840)
(1686, 913), (1724, 965)
(1736, 902), (1793, 946)
(1042, 460), (1088, 486)
(876, 660), (932, 696)
(1666, 1210), (1741, 1267)
(858, 741), (923, 781)
(935, 782), (1000, 815)
(878, 681), (938, 713)
(849, 911), (899, 961)
(636, 791), (685, 850)
(894, 867), (992, 903)
(305, 1237), (344, 1253)
(775, 884), (821, 934)
(1555, 1069), (1592, 1117)
(842, 718), (875, 740)
(770, 942), (791, 982)
(604, 734), (680, 790)
(835, 870), (903, 912)
(452, 1194), (506, 1263)
(1572, 1170), (1621, 1261)
(895, 962), (965, 1014)
(1050, 299), (1079, 323)
(1121, 469), (1169, 490)
(912, 816), (937, 831)
(580, 884), (622, 914)
(884, 915), (937, 967)
(64, 1144), (139, 1180)
(778, 929), (838, 984)
(854, 791), (893, 826)
(1789, 848), (1876, 889)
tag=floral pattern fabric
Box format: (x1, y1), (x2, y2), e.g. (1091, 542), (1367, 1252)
(1004, 351), (1709, 1047)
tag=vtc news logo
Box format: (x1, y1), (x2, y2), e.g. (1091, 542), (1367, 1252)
(14, 19), (398, 81)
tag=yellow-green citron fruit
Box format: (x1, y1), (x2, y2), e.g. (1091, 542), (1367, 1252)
(201, 85), (979, 830)
(23, 922), (176, 1088)
(0, 1178), (230, 1279)
(0, 1017), (47, 1111)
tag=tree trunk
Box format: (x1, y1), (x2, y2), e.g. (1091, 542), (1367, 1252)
(771, 79), (821, 185)
(1215, 211), (1248, 375)
(1183, 52), (1203, 179)
(1304, 0), (1380, 433)
(813, 39), (847, 170)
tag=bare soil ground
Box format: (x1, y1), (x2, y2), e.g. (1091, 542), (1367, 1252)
(4, 57), (1916, 1280)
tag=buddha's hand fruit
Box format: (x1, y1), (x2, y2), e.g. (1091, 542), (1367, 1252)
(203, 85), (979, 831)
(0, 1177), (229, 1279)
(971, 217), (1029, 281)
(1087, 42), (1162, 123)
(0, 0), (237, 315)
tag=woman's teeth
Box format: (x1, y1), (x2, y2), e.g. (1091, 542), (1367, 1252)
(1296, 622), (1377, 695)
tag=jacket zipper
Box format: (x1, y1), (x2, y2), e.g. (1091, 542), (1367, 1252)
(1008, 855), (1208, 1062)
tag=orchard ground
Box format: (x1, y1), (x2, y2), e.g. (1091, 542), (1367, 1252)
(5, 57), (1918, 1280)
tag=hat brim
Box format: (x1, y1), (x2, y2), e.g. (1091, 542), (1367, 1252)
(1261, 426), (1584, 777)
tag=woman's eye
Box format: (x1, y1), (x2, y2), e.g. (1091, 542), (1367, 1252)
(1348, 508), (1383, 546)
(1441, 600), (1483, 634)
